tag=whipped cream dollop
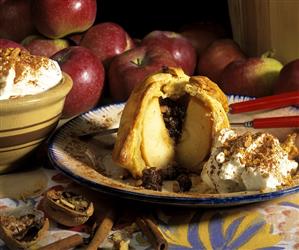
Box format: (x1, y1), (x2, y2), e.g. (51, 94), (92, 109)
(0, 48), (62, 100)
(201, 128), (298, 193)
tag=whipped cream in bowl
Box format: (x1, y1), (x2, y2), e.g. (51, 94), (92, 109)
(0, 48), (62, 100)
(0, 48), (72, 173)
(201, 128), (299, 193)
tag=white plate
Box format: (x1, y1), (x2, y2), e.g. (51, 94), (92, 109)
(48, 97), (299, 207)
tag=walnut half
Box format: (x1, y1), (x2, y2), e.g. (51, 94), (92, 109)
(43, 188), (94, 227)
(0, 206), (49, 250)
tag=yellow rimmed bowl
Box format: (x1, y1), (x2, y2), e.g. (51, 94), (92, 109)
(0, 72), (72, 173)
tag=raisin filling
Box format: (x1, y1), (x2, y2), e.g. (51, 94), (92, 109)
(159, 95), (188, 144)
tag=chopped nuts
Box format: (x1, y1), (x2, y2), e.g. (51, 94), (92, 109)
(244, 134), (252, 148)
(0, 47), (53, 85)
(1, 214), (40, 241)
(51, 190), (90, 212)
(0, 207), (49, 249)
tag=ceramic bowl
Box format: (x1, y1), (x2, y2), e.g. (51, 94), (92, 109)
(0, 72), (72, 173)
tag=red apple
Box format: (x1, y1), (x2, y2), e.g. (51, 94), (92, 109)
(274, 59), (299, 94)
(142, 30), (196, 75)
(80, 22), (135, 66)
(68, 33), (85, 45)
(108, 46), (178, 101)
(197, 39), (246, 83)
(0, 38), (26, 50)
(0, 0), (35, 42)
(219, 56), (283, 97)
(22, 35), (70, 57)
(51, 46), (105, 118)
(180, 22), (227, 55)
(32, 0), (96, 39)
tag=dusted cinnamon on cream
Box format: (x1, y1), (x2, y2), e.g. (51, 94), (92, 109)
(0, 48), (62, 100)
(201, 129), (298, 193)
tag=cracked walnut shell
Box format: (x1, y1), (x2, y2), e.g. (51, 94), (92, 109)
(43, 188), (94, 227)
(0, 206), (49, 250)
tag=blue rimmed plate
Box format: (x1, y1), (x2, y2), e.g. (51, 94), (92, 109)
(48, 97), (299, 207)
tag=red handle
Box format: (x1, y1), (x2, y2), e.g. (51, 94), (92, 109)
(252, 115), (299, 128)
(229, 91), (299, 114)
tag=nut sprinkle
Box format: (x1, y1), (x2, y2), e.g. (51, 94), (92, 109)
(0, 47), (62, 100)
(0, 48), (53, 85)
(201, 129), (299, 193)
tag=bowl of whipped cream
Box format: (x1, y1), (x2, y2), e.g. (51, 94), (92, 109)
(0, 48), (72, 173)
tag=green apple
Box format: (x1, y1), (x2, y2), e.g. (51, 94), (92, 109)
(219, 52), (283, 97)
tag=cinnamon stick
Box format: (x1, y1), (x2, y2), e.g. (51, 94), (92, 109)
(38, 234), (84, 250)
(136, 216), (168, 250)
(86, 209), (116, 250)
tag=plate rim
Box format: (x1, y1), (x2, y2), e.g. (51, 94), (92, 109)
(48, 99), (299, 207)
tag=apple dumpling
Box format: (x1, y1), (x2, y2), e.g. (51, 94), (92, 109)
(112, 67), (230, 178)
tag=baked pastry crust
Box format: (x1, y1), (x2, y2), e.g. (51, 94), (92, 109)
(112, 67), (230, 178)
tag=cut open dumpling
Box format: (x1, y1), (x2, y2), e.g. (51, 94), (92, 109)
(176, 97), (213, 173)
(112, 67), (230, 178)
(141, 97), (175, 169)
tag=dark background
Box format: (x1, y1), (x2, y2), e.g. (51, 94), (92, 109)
(95, 0), (232, 38)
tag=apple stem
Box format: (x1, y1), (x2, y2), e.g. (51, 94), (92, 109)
(130, 58), (142, 66)
(261, 49), (276, 58)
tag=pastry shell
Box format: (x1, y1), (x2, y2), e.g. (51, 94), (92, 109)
(112, 67), (230, 177)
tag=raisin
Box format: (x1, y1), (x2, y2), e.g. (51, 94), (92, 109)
(177, 174), (192, 192)
(161, 164), (188, 180)
(141, 168), (163, 191)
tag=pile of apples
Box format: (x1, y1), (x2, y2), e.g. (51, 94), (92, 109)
(1, 0), (298, 118)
